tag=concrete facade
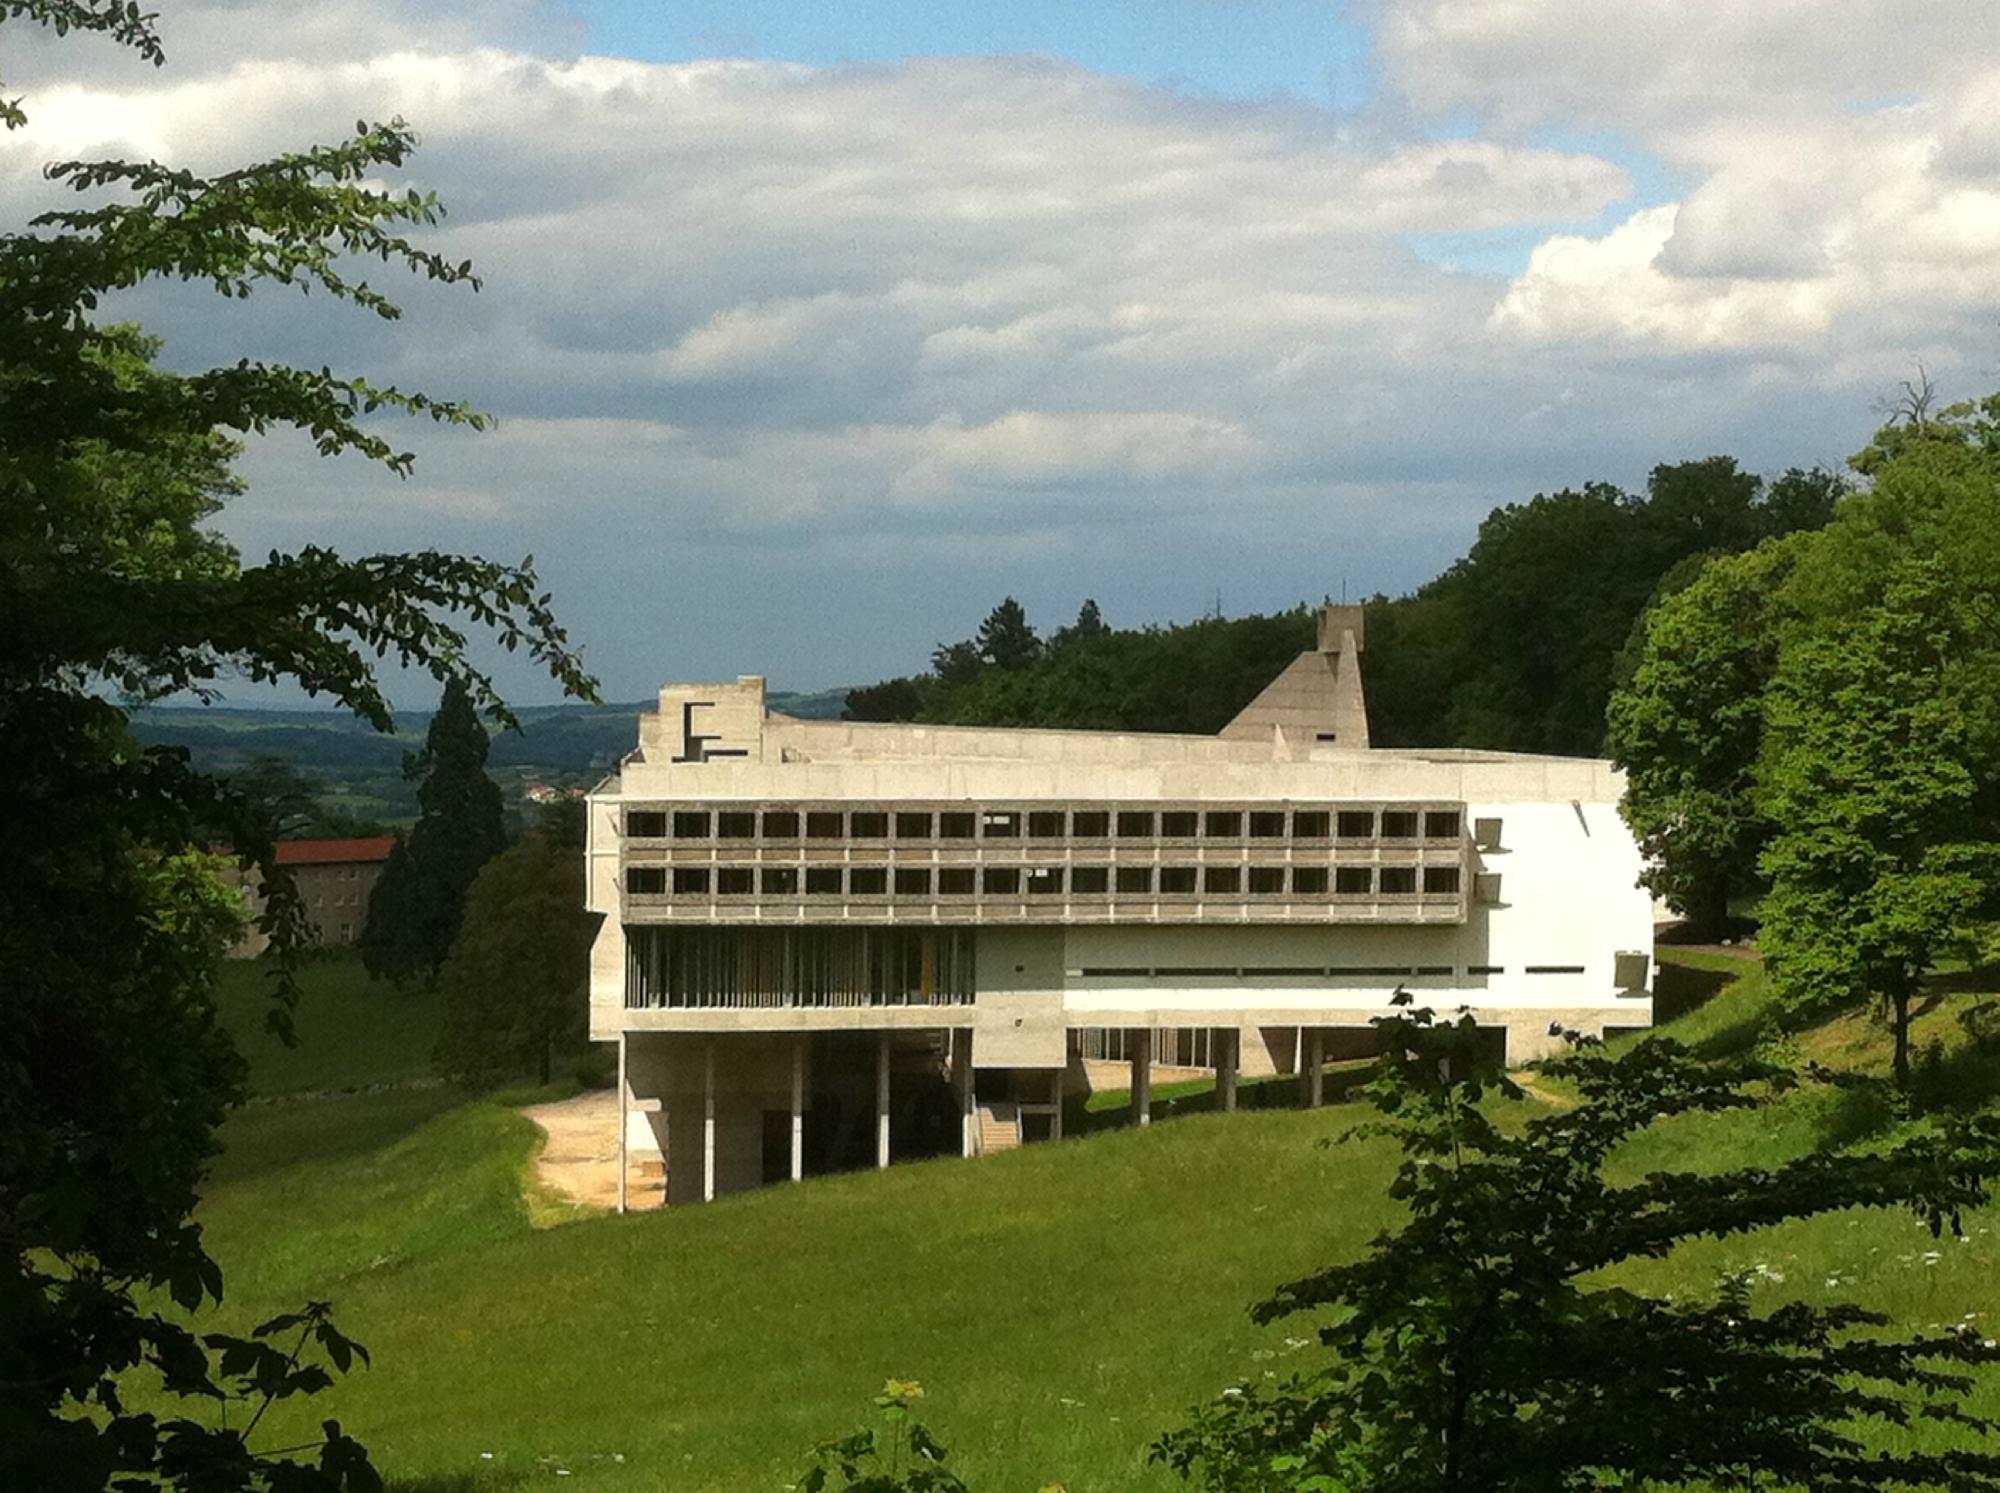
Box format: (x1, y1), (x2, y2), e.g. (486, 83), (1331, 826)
(587, 607), (1655, 1205)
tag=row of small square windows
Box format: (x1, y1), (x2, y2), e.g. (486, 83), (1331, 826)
(626, 864), (1463, 897)
(625, 808), (1462, 842)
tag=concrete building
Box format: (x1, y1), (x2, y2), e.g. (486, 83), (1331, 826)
(229, 835), (395, 956)
(586, 606), (1654, 1207)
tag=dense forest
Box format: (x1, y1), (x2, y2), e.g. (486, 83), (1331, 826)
(845, 458), (1845, 756)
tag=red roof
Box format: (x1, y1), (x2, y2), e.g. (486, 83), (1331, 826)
(274, 836), (397, 866)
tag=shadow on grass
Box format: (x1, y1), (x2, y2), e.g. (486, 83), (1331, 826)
(386, 1472), (526, 1493)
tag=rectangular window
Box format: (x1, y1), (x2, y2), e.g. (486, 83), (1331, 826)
(672, 811), (711, 839)
(1468, 964), (1504, 975)
(762, 810), (800, 839)
(1329, 965), (1413, 978)
(1116, 810), (1156, 837)
(1159, 866), (1197, 894)
(1292, 811), (1330, 838)
(1249, 811), (1286, 838)
(1029, 811), (1066, 838)
(938, 811), (976, 838)
(672, 867), (710, 894)
(627, 811), (667, 838)
(1027, 867), (1064, 895)
(805, 867), (843, 895)
(1070, 866), (1109, 894)
(1161, 811), (1198, 837)
(1525, 965), (1587, 975)
(1334, 866), (1374, 895)
(982, 811), (1020, 838)
(1336, 810), (1375, 837)
(1204, 810), (1242, 838)
(1423, 866), (1462, 895)
(715, 867), (754, 895)
(1248, 866), (1286, 894)
(983, 866), (1020, 895)
(762, 867), (798, 895)
(1379, 866), (1417, 894)
(1292, 866), (1329, 894)
(895, 812), (933, 839)
(1424, 810), (1462, 839)
(894, 867), (931, 895)
(1204, 865), (1242, 894)
(806, 811), (844, 839)
(1072, 810), (1110, 838)
(626, 866), (666, 894)
(848, 867), (888, 895)
(1115, 865), (1154, 894)
(850, 812), (888, 839)
(1380, 811), (1419, 839)
(1414, 965), (1453, 976)
(938, 867), (976, 895)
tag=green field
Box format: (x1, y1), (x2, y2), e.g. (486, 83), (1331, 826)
(190, 952), (2000, 1490)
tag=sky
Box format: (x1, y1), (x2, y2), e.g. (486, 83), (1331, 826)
(8, 0), (2000, 705)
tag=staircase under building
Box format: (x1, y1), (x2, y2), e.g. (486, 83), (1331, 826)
(975, 1100), (1021, 1156)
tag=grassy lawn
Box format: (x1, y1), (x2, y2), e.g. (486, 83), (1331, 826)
(185, 949), (2000, 1490)
(215, 952), (444, 1096)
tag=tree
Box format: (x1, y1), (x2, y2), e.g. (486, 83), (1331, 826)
(360, 679), (506, 986)
(1052, 597), (1108, 649)
(227, 754), (387, 840)
(1607, 536), (1807, 935)
(1155, 997), (2000, 1492)
(1, 5), (594, 1488)
(844, 675), (933, 722)
(929, 639), (985, 688)
(974, 596), (1041, 670)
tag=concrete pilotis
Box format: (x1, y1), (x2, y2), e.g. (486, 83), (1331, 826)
(875, 1031), (892, 1169)
(616, 1032), (629, 1214)
(702, 1038), (716, 1203)
(1303, 1027), (1324, 1109)
(1218, 1027), (1239, 1113)
(789, 1038), (805, 1182)
(953, 1033), (975, 1157)
(1131, 1028), (1153, 1126)
(1051, 1065), (1065, 1141)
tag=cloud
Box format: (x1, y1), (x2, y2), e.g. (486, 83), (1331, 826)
(6, 0), (1999, 695)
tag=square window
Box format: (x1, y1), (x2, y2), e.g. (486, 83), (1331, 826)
(938, 812), (976, 838)
(1292, 866), (1329, 894)
(851, 812), (888, 838)
(762, 811), (800, 838)
(849, 867), (888, 894)
(717, 811), (756, 838)
(1424, 810), (1462, 839)
(1029, 811), (1066, 837)
(1115, 865), (1154, 894)
(1380, 811), (1419, 839)
(1334, 866), (1374, 895)
(672, 867), (710, 894)
(1248, 866), (1286, 893)
(896, 812), (933, 838)
(806, 811), (844, 839)
(805, 867), (843, 894)
(626, 811), (667, 838)
(1161, 811), (1198, 837)
(715, 867), (754, 894)
(983, 867), (1020, 894)
(1249, 811), (1286, 838)
(1292, 811), (1330, 838)
(1072, 811), (1110, 838)
(1027, 867), (1065, 894)
(938, 867), (976, 895)
(1116, 811), (1156, 837)
(1336, 810), (1375, 837)
(894, 867), (932, 895)
(1071, 866), (1109, 894)
(1379, 866), (1417, 894)
(982, 811), (1020, 838)
(1159, 866), (1197, 894)
(672, 811), (711, 838)
(1204, 810), (1242, 838)
(1424, 866), (1462, 895)
(1204, 865), (1242, 894)
(761, 866), (798, 894)
(626, 866), (666, 894)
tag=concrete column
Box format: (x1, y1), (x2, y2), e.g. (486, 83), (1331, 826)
(1131, 1028), (1153, 1127)
(954, 1031), (975, 1158)
(702, 1038), (716, 1204)
(1303, 1027), (1324, 1109)
(616, 1032), (629, 1214)
(1218, 1027), (1239, 1114)
(789, 1038), (805, 1183)
(876, 1030), (892, 1170)
(1051, 1065), (1065, 1141)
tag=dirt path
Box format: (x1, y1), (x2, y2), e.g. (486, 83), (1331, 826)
(519, 1089), (625, 1211)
